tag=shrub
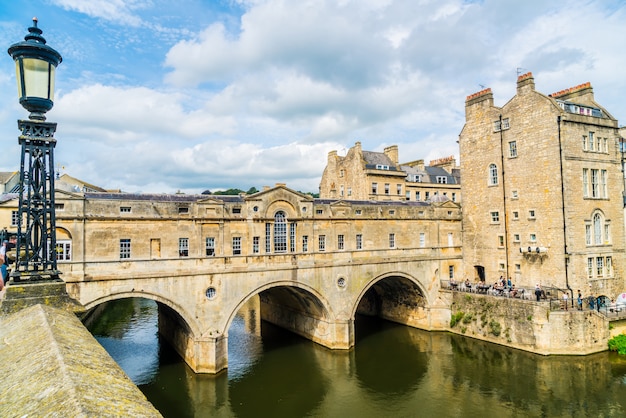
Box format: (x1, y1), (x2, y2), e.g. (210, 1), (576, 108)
(489, 320), (501, 337)
(462, 313), (474, 324)
(450, 311), (465, 328)
(608, 334), (626, 355)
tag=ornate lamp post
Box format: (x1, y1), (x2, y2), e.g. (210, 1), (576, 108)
(7, 18), (62, 282)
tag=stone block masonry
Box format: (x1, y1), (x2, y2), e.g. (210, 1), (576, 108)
(448, 292), (609, 355)
(0, 304), (161, 417)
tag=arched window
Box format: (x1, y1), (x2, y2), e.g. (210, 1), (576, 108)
(593, 212), (602, 245)
(489, 164), (498, 185)
(274, 211), (287, 253)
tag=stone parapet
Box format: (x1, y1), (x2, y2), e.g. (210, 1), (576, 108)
(0, 304), (161, 417)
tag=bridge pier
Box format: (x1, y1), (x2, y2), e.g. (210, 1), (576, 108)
(158, 305), (228, 374)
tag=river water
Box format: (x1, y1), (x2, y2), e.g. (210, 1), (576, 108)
(85, 298), (626, 418)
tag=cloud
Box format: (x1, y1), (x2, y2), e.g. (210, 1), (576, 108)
(51, 0), (148, 26)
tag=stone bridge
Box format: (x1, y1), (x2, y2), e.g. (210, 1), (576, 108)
(63, 248), (456, 374)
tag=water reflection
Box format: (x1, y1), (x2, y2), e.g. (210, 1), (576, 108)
(85, 298), (626, 418)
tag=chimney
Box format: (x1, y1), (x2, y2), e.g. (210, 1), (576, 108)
(383, 145), (399, 166)
(465, 88), (493, 119)
(516, 72), (535, 95)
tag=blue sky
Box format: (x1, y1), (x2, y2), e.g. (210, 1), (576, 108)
(1, 0), (625, 194)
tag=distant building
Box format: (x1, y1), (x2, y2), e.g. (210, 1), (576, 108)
(459, 73), (625, 296)
(319, 142), (460, 203)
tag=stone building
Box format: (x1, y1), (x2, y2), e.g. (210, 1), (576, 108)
(0, 184), (462, 285)
(319, 142), (460, 203)
(459, 72), (625, 297)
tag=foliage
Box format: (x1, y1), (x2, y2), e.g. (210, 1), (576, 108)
(608, 334), (626, 355)
(489, 320), (501, 337)
(450, 311), (465, 328)
(462, 313), (473, 324)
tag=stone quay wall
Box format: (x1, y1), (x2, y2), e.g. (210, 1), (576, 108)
(448, 291), (609, 355)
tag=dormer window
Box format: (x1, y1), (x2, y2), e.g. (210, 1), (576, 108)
(376, 164), (390, 170)
(436, 176), (447, 184)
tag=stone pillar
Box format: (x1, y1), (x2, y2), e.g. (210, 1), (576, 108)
(187, 335), (228, 374)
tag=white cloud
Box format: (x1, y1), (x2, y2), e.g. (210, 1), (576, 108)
(51, 0), (148, 26)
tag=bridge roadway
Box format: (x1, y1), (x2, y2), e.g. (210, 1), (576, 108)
(62, 246), (459, 373)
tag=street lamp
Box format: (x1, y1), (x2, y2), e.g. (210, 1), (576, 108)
(7, 18), (62, 282)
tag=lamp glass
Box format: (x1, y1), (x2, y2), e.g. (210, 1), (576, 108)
(16, 57), (54, 101)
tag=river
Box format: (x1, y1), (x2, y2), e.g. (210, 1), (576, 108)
(85, 298), (626, 417)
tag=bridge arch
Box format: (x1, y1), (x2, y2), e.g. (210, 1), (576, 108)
(82, 290), (201, 337)
(223, 281), (336, 342)
(351, 271), (429, 327)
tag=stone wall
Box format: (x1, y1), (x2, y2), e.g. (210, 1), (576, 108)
(448, 291), (609, 355)
(0, 304), (161, 417)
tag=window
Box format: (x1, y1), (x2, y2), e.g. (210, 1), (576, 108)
(319, 235), (326, 251)
(502, 118), (510, 129)
(55, 240), (72, 261)
(206, 237), (215, 256)
(513, 234), (520, 242)
(376, 164), (390, 170)
(355, 209), (362, 215)
(416, 191), (421, 201)
(530, 234), (536, 242)
(414, 175), (422, 182)
(604, 223), (611, 244)
(178, 206), (189, 214)
(490, 211), (500, 223)
(316, 209), (323, 215)
(596, 256), (603, 277)
(253, 236), (259, 254)
(509, 141), (517, 158)
(384, 183), (390, 195)
(356, 234), (362, 250)
(452, 193), (456, 202)
(601, 170), (607, 198)
(528, 210), (536, 219)
(603, 138), (608, 153)
(340, 185), (344, 196)
(232, 207), (241, 214)
(372, 183), (378, 194)
(232, 237), (241, 255)
(338, 234), (344, 250)
(389, 233), (395, 248)
(448, 233), (454, 247)
(405, 191), (411, 200)
(513, 211), (519, 220)
(515, 264), (521, 272)
(593, 213), (602, 245)
(449, 265), (455, 279)
(397, 184), (402, 195)
(389, 210), (395, 215)
(589, 131), (595, 151)
(583, 168), (589, 197)
(120, 239), (131, 259)
(511, 190), (518, 199)
(340, 169), (344, 178)
(585, 225), (591, 245)
(120, 206), (131, 213)
(179, 238), (189, 257)
(582, 135), (588, 150)
(290, 223), (296, 252)
(498, 235), (504, 247)
(274, 211), (287, 253)
(11, 210), (19, 226)
(265, 223), (271, 253)
(419, 232), (426, 247)
(437, 176), (447, 184)
(606, 256), (613, 276)
(347, 187), (352, 196)
(55, 203), (65, 211)
(425, 192), (430, 200)
(489, 164), (498, 185)
(587, 258), (594, 278)
(302, 235), (308, 252)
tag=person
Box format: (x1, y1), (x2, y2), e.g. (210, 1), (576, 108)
(0, 240), (8, 286)
(577, 290), (583, 311)
(510, 284), (518, 298)
(535, 284), (541, 302)
(464, 278), (471, 292)
(507, 277), (512, 288)
(562, 292), (569, 311)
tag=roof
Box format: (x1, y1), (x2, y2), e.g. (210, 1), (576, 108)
(0, 172), (18, 185)
(362, 151), (395, 167)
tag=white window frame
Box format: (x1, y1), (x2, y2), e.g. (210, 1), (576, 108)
(120, 238), (131, 259)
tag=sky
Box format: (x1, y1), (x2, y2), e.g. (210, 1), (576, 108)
(0, 0), (625, 194)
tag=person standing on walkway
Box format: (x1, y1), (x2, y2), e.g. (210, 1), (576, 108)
(535, 284), (541, 302)
(563, 292), (569, 310)
(577, 290), (583, 310)
(0, 240), (8, 286)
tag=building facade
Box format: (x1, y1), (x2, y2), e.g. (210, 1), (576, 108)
(319, 142), (460, 203)
(459, 73), (625, 296)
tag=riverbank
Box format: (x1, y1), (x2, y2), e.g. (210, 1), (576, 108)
(0, 304), (161, 417)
